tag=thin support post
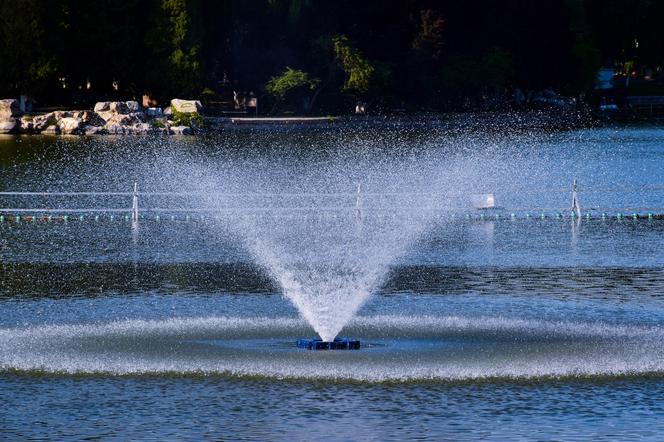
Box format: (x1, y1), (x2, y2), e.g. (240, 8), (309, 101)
(131, 182), (139, 223)
(355, 183), (363, 222)
(571, 178), (581, 218)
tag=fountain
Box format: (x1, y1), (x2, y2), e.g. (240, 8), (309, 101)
(204, 187), (439, 348)
(1, 125), (663, 376)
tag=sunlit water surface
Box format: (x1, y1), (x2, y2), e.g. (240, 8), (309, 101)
(1, 122), (664, 440)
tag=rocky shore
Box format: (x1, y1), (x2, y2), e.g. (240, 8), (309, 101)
(0, 98), (202, 135)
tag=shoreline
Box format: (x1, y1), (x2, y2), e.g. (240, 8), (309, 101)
(2, 106), (661, 138)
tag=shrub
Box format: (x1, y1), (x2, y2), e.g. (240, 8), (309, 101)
(171, 108), (203, 127)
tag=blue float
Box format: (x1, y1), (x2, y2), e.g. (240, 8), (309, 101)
(296, 337), (361, 350)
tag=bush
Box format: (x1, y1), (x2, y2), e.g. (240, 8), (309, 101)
(265, 67), (319, 101)
(171, 108), (203, 127)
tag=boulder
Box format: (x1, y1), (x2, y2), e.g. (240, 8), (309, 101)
(126, 101), (141, 112)
(105, 123), (126, 135)
(105, 114), (131, 126)
(52, 110), (72, 121)
(0, 99), (20, 120)
(109, 101), (128, 113)
(84, 126), (107, 135)
(94, 102), (110, 112)
(145, 107), (163, 118)
(96, 110), (115, 122)
(170, 99), (202, 114)
(79, 111), (105, 126)
(170, 125), (193, 135)
(57, 117), (83, 135)
(128, 112), (146, 123)
(132, 123), (152, 134)
(0, 118), (18, 134)
(33, 112), (56, 130)
(42, 125), (60, 135)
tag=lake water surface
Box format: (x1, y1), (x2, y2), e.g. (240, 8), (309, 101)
(1, 121), (664, 440)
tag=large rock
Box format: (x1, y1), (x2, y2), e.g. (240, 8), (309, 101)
(57, 117), (83, 135)
(95, 101), (139, 114)
(94, 102), (110, 112)
(170, 125), (193, 135)
(145, 107), (163, 118)
(105, 114), (131, 126)
(96, 110), (115, 122)
(42, 125), (60, 135)
(105, 123), (126, 135)
(129, 112), (145, 123)
(126, 101), (140, 112)
(77, 110), (105, 126)
(170, 99), (202, 114)
(0, 99), (20, 120)
(84, 126), (107, 136)
(0, 118), (18, 134)
(131, 123), (152, 134)
(33, 112), (57, 131)
(109, 101), (128, 113)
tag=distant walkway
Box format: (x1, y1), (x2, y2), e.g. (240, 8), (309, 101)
(228, 117), (335, 125)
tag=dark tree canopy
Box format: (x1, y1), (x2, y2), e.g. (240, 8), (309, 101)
(1, 0), (662, 112)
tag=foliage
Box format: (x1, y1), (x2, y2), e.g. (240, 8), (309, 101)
(151, 118), (166, 128)
(3, 0), (664, 111)
(144, 0), (203, 99)
(0, 0), (55, 96)
(481, 47), (515, 89)
(200, 87), (215, 106)
(265, 68), (319, 101)
(331, 36), (375, 96)
(265, 68), (319, 112)
(170, 108), (203, 127)
(570, 36), (601, 93)
(412, 9), (445, 60)
(439, 47), (514, 107)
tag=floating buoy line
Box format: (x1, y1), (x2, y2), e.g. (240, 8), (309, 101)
(1, 180), (663, 225)
(1, 210), (663, 224)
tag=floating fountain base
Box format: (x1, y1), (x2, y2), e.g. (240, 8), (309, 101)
(296, 338), (361, 350)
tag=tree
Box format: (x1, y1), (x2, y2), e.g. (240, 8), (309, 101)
(332, 35), (374, 97)
(439, 47), (514, 109)
(0, 0), (55, 98)
(265, 67), (319, 113)
(144, 0), (203, 100)
(412, 9), (445, 61)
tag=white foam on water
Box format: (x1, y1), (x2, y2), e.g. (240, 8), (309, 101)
(3, 315), (664, 382)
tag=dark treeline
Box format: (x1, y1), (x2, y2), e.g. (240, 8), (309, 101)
(1, 0), (663, 113)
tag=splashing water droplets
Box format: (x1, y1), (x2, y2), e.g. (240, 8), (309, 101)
(216, 201), (430, 342)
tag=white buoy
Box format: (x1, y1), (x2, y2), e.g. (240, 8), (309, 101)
(471, 193), (495, 209)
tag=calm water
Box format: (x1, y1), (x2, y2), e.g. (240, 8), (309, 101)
(1, 122), (664, 440)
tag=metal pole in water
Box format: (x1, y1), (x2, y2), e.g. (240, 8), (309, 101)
(355, 183), (363, 222)
(131, 182), (139, 224)
(571, 178), (581, 219)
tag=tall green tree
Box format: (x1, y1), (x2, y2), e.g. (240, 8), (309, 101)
(0, 0), (55, 98)
(144, 0), (203, 100)
(332, 35), (375, 97)
(265, 67), (319, 113)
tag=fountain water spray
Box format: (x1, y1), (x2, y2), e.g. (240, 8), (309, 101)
(224, 203), (431, 343)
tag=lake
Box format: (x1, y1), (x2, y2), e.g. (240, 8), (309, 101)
(1, 120), (664, 440)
